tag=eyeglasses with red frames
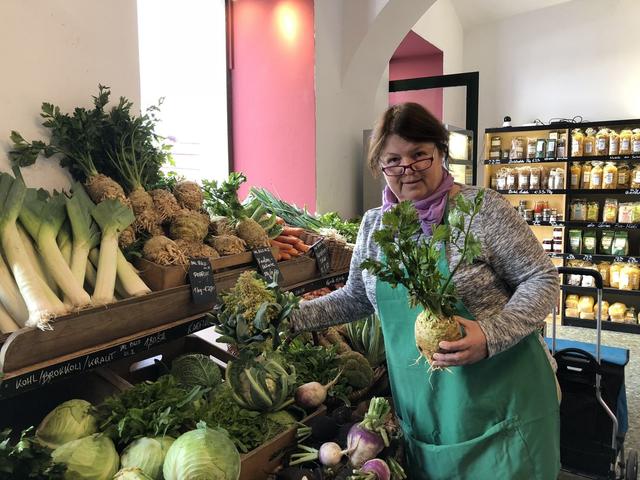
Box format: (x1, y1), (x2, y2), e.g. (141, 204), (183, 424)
(380, 157), (434, 176)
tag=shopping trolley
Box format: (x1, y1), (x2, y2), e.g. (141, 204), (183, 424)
(550, 267), (637, 479)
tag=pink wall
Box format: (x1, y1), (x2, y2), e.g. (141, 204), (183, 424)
(389, 32), (444, 121)
(231, 0), (316, 210)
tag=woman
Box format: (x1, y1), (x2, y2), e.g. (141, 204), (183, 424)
(293, 103), (561, 479)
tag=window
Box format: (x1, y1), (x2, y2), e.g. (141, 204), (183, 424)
(137, 0), (229, 182)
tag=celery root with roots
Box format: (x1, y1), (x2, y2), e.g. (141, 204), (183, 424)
(361, 190), (485, 369)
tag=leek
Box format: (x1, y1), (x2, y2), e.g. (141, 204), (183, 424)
(0, 246), (28, 326)
(117, 251), (151, 297)
(17, 224), (58, 295)
(0, 173), (67, 327)
(0, 302), (19, 333)
(19, 190), (91, 308)
(57, 222), (73, 266)
(88, 248), (127, 300)
(91, 200), (135, 305)
(66, 183), (101, 287)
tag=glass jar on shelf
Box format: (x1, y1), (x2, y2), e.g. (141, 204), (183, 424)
(603, 162), (618, 189)
(590, 161), (604, 189)
(631, 164), (640, 188)
(595, 128), (609, 156)
(570, 162), (582, 189)
(581, 162), (593, 189)
(583, 128), (596, 156)
(609, 130), (620, 156)
(571, 129), (585, 156)
(632, 129), (640, 155)
(617, 163), (630, 188)
(620, 129), (633, 155)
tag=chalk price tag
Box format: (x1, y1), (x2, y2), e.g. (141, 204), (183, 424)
(187, 258), (216, 304)
(311, 240), (332, 275)
(252, 247), (282, 284)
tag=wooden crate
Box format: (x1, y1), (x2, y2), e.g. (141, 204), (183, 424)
(135, 249), (279, 292)
(108, 335), (326, 480)
(0, 286), (215, 374)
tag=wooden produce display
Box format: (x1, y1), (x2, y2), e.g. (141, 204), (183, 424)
(108, 335), (326, 480)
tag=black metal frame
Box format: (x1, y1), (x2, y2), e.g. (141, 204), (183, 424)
(389, 72), (480, 185)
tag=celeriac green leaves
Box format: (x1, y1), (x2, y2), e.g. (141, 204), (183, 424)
(361, 189), (485, 318)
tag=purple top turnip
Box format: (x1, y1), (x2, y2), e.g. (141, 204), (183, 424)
(346, 398), (391, 467)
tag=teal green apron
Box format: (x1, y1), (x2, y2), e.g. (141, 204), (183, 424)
(376, 238), (560, 479)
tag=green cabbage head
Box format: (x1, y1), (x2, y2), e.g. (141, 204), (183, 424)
(114, 467), (154, 480)
(121, 436), (175, 479)
(170, 353), (222, 389)
(163, 423), (240, 480)
(51, 433), (119, 480)
(36, 399), (98, 449)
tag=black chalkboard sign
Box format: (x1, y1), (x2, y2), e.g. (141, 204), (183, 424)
(252, 247), (282, 284)
(188, 258), (217, 304)
(311, 240), (331, 275)
(0, 316), (214, 399)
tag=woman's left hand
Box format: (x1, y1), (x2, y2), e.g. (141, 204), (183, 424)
(432, 317), (488, 367)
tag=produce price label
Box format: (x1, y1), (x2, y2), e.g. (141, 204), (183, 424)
(252, 247), (282, 284)
(311, 240), (332, 275)
(187, 258), (217, 304)
(625, 189), (640, 195)
(0, 316), (214, 398)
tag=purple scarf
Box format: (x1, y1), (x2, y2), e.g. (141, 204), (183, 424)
(381, 168), (455, 235)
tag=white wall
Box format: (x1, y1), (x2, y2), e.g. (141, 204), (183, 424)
(464, 0), (640, 148)
(315, 0), (435, 218)
(413, 0), (465, 128)
(0, 0), (140, 192)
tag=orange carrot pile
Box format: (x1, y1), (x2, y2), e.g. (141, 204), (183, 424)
(271, 225), (311, 261)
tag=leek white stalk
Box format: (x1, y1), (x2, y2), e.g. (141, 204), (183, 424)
(117, 251), (151, 297)
(0, 246), (28, 326)
(88, 249), (125, 300)
(19, 191), (91, 308)
(0, 302), (19, 333)
(66, 183), (101, 287)
(0, 174), (67, 327)
(91, 200), (135, 305)
(57, 223), (73, 266)
(85, 260), (97, 290)
(17, 224), (58, 295)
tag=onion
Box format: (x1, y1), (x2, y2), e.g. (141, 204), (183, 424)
(295, 371), (342, 409)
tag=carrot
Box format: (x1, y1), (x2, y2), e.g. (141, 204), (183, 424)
(271, 239), (293, 251)
(282, 226), (305, 237)
(280, 252), (291, 260)
(287, 249), (300, 257)
(274, 251), (282, 261)
(276, 235), (303, 246)
(295, 242), (310, 253)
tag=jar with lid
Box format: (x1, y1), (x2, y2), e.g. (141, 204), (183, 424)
(633, 129), (640, 154)
(581, 162), (593, 188)
(553, 227), (563, 241)
(609, 130), (620, 156)
(603, 162), (618, 189)
(535, 139), (546, 159)
(595, 128), (609, 156)
(586, 201), (600, 222)
(534, 200), (548, 214)
(570, 162), (582, 189)
(523, 209), (534, 222)
(490, 136), (502, 150)
(632, 164), (640, 188)
(571, 129), (585, 156)
(546, 138), (557, 159)
(620, 129), (633, 155)
(542, 239), (553, 253)
(617, 163), (630, 188)
(557, 134), (567, 158)
(590, 161), (604, 189)
(583, 128), (596, 156)
(553, 240), (563, 254)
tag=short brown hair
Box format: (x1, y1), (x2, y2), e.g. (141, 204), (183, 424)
(367, 102), (448, 176)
